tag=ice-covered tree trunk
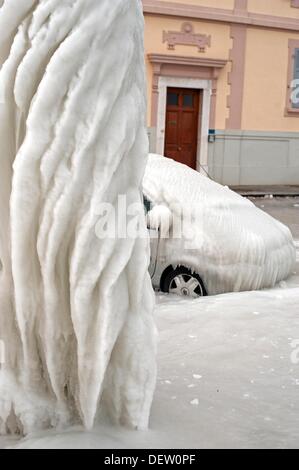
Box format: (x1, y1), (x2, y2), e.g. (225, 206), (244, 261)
(0, 0), (156, 434)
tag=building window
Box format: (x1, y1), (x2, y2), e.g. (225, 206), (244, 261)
(293, 49), (299, 109)
(286, 40), (299, 115)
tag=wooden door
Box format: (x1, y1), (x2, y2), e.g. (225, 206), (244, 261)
(164, 88), (200, 170)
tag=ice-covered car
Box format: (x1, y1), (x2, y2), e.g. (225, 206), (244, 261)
(143, 154), (296, 298)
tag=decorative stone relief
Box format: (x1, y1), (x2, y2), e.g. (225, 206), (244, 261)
(163, 23), (211, 53)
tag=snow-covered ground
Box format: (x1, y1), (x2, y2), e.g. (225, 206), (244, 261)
(1, 198), (298, 449)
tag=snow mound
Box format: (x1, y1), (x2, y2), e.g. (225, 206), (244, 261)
(143, 154), (295, 294)
(0, 0), (156, 435)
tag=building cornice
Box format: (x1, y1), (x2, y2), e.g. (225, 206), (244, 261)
(142, 0), (299, 33)
(148, 53), (227, 70)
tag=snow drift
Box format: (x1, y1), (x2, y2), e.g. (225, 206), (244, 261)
(143, 154), (296, 294)
(0, 0), (156, 435)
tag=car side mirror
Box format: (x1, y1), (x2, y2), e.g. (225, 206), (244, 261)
(147, 205), (173, 237)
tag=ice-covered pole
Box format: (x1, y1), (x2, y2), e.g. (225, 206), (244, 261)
(0, 0), (156, 434)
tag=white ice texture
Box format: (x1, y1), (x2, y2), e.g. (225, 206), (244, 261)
(0, 0), (156, 435)
(143, 154), (296, 295)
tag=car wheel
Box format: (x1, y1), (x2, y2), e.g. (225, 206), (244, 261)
(162, 267), (207, 298)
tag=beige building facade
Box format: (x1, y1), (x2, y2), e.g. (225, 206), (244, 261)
(143, 0), (299, 185)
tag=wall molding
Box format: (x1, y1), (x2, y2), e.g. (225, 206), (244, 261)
(148, 54), (227, 69)
(142, 0), (299, 33)
(226, 25), (247, 129)
(163, 22), (211, 52)
(234, 0), (248, 14)
(155, 76), (212, 172)
(225, 1), (248, 129)
(148, 54), (227, 129)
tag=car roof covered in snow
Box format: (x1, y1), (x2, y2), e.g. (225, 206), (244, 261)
(143, 153), (249, 209)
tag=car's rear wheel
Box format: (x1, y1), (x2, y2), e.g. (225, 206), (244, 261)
(162, 266), (207, 298)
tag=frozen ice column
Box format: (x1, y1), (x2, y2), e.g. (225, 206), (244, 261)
(0, 0), (156, 434)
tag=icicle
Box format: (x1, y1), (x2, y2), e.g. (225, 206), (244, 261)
(0, 0), (156, 434)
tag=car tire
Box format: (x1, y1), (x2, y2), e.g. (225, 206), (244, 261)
(161, 266), (207, 298)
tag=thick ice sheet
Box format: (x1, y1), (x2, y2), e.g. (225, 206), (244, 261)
(143, 154), (296, 294)
(2, 283), (299, 449)
(0, 0), (156, 434)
